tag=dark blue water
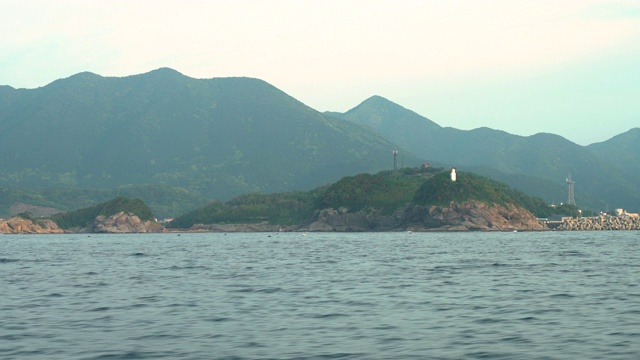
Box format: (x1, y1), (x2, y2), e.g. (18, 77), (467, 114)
(1, 231), (639, 359)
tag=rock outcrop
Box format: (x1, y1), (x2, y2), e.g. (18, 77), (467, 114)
(0, 212), (163, 234)
(0, 217), (63, 234)
(297, 200), (546, 232)
(402, 200), (546, 231)
(89, 211), (163, 233)
(302, 207), (404, 232)
(557, 215), (640, 231)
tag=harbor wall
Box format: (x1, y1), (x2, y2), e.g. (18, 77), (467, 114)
(556, 215), (640, 231)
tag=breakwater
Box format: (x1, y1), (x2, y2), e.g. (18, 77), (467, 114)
(557, 215), (640, 231)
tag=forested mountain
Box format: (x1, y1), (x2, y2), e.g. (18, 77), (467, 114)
(325, 95), (441, 152)
(587, 128), (640, 180)
(330, 96), (640, 211)
(0, 69), (418, 217)
(1, 68), (637, 217)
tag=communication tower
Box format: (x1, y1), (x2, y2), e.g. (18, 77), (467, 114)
(393, 150), (398, 172)
(566, 173), (576, 206)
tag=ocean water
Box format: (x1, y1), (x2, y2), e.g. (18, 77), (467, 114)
(1, 231), (639, 359)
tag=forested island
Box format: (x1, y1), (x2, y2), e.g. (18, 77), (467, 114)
(1, 168), (587, 234)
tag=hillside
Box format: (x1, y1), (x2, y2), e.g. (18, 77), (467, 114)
(1, 196), (162, 234)
(51, 196), (153, 228)
(50, 196), (159, 232)
(168, 168), (566, 231)
(412, 171), (578, 218)
(0, 69), (419, 215)
(325, 95), (441, 150)
(332, 96), (640, 211)
(168, 167), (437, 228)
(587, 128), (640, 180)
(0, 184), (206, 219)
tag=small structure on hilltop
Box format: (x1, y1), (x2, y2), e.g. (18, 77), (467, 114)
(450, 168), (457, 182)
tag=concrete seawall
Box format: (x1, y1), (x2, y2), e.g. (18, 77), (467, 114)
(557, 215), (640, 231)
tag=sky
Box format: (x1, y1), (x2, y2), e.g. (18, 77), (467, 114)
(1, 0), (639, 146)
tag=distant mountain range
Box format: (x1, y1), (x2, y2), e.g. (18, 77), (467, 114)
(1, 68), (638, 216)
(0, 68), (417, 217)
(328, 96), (640, 211)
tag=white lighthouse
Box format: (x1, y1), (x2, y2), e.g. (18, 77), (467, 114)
(450, 168), (457, 182)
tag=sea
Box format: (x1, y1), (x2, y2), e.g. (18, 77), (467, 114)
(1, 231), (639, 360)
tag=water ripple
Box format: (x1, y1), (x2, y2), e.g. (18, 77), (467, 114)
(1, 232), (639, 359)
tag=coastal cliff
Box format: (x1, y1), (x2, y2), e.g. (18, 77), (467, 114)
(0, 217), (63, 234)
(296, 200), (545, 232)
(0, 212), (162, 234)
(89, 211), (163, 233)
(402, 200), (546, 231)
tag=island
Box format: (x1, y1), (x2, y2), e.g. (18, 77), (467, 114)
(3, 169), (637, 234)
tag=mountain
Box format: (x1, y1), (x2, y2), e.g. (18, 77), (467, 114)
(0, 69), (419, 215)
(4, 68), (637, 215)
(331, 96), (640, 211)
(587, 128), (640, 180)
(325, 95), (441, 153)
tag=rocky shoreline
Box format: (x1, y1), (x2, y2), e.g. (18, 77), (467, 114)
(183, 200), (547, 233)
(0, 212), (162, 234)
(4, 207), (640, 234)
(0, 217), (63, 234)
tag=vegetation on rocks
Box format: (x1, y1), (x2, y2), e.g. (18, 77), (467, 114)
(168, 167), (438, 228)
(168, 190), (321, 228)
(315, 168), (438, 215)
(168, 167), (565, 230)
(2, 168), (580, 233)
(51, 196), (155, 229)
(0, 217), (62, 234)
(413, 171), (578, 218)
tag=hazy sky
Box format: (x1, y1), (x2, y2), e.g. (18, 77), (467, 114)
(2, 0), (639, 145)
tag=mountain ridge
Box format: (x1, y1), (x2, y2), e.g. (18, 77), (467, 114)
(1, 68), (638, 215)
(0, 68), (419, 217)
(332, 95), (640, 211)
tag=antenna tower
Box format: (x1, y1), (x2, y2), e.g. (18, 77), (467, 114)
(566, 173), (576, 206)
(392, 150), (398, 172)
